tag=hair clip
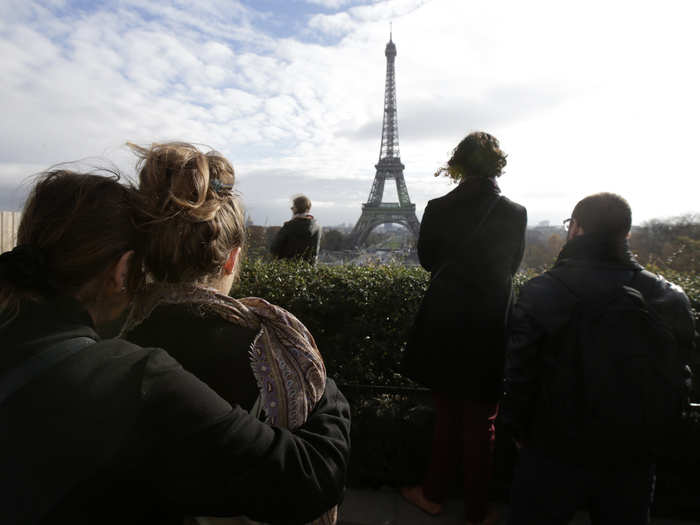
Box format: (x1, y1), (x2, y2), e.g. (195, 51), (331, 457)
(210, 178), (234, 194)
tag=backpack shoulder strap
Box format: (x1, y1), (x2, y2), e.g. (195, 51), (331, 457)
(0, 336), (96, 405)
(547, 271), (579, 300)
(549, 267), (642, 303)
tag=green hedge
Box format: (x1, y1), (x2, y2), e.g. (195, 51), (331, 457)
(232, 259), (699, 387)
(233, 259), (429, 386)
(232, 260), (700, 515)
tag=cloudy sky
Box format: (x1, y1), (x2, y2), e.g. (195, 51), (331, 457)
(1, 0), (699, 227)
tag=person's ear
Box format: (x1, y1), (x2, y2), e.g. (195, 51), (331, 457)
(223, 247), (241, 275)
(110, 251), (134, 294)
(567, 219), (585, 240)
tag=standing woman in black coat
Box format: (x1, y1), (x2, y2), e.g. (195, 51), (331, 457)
(402, 132), (527, 524)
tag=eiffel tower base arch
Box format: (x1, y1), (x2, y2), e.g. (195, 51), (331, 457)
(349, 205), (421, 248)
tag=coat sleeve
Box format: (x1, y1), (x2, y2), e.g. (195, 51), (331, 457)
(511, 206), (528, 275)
(270, 223), (289, 258)
(417, 202), (438, 272)
(138, 350), (350, 524)
(501, 288), (546, 443)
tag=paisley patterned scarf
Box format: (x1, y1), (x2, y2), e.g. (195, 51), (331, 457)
(121, 283), (336, 525)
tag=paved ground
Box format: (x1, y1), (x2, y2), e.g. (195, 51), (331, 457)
(338, 488), (700, 525)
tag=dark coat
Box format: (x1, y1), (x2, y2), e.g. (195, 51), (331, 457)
(403, 176), (527, 402)
(125, 303), (260, 412)
(0, 297), (350, 525)
(270, 216), (321, 263)
(501, 234), (697, 457)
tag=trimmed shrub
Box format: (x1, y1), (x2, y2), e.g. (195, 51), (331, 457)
(233, 260), (699, 387)
(233, 259), (429, 386)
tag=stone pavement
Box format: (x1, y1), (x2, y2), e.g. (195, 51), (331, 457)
(338, 488), (700, 525)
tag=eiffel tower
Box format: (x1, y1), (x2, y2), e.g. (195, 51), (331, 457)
(349, 31), (420, 247)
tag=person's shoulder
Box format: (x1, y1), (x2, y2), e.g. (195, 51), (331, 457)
(518, 273), (559, 302)
(498, 195), (527, 218)
(93, 337), (155, 360)
(78, 339), (187, 401)
(513, 271), (577, 333)
(238, 297), (309, 335)
(636, 269), (693, 308)
(287, 217), (313, 227)
(518, 271), (572, 314)
(96, 337), (179, 372)
(424, 191), (454, 214)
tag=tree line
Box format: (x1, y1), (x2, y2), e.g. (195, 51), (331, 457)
(244, 215), (699, 273)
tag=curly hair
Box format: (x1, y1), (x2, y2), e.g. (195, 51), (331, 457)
(435, 131), (507, 182)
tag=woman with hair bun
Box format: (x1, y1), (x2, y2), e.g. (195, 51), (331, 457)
(401, 132), (527, 524)
(122, 142), (337, 525)
(0, 169), (349, 524)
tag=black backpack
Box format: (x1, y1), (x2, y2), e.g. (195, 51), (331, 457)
(532, 274), (690, 455)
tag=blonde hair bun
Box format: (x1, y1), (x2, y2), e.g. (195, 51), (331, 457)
(129, 142), (245, 283)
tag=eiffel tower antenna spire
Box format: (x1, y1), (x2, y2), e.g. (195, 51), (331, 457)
(349, 32), (420, 248)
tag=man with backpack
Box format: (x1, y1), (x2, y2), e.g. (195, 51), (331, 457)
(502, 192), (695, 525)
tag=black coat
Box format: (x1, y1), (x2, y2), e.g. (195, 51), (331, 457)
(501, 234), (697, 455)
(403, 176), (527, 402)
(0, 297), (350, 524)
(125, 303), (260, 412)
(270, 216), (321, 263)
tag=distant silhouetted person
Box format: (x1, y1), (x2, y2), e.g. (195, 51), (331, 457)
(271, 195), (321, 264)
(503, 192), (695, 525)
(402, 131), (527, 525)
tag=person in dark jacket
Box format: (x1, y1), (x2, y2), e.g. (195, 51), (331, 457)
(271, 195), (321, 264)
(122, 142), (337, 524)
(502, 192), (697, 525)
(401, 132), (527, 524)
(0, 170), (350, 525)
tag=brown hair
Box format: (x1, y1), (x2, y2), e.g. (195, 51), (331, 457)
(129, 142), (245, 284)
(292, 195), (311, 214)
(0, 170), (137, 322)
(435, 131), (507, 182)
(572, 192), (632, 240)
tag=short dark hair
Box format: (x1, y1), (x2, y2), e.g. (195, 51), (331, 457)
(572, 192), (632, 239)
(292, 195), (311, 213)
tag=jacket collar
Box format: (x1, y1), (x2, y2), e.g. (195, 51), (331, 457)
(458, 175), (501, 194)
(555, 233), (641, 269)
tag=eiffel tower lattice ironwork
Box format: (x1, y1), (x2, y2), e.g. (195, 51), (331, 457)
(349, 32), (420, 247)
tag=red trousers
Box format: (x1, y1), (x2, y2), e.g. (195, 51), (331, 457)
(422, 393), (499, 523)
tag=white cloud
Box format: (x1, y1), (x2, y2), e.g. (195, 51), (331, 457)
(308, 12), (355, 36)
(0, 0), (698, 229)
